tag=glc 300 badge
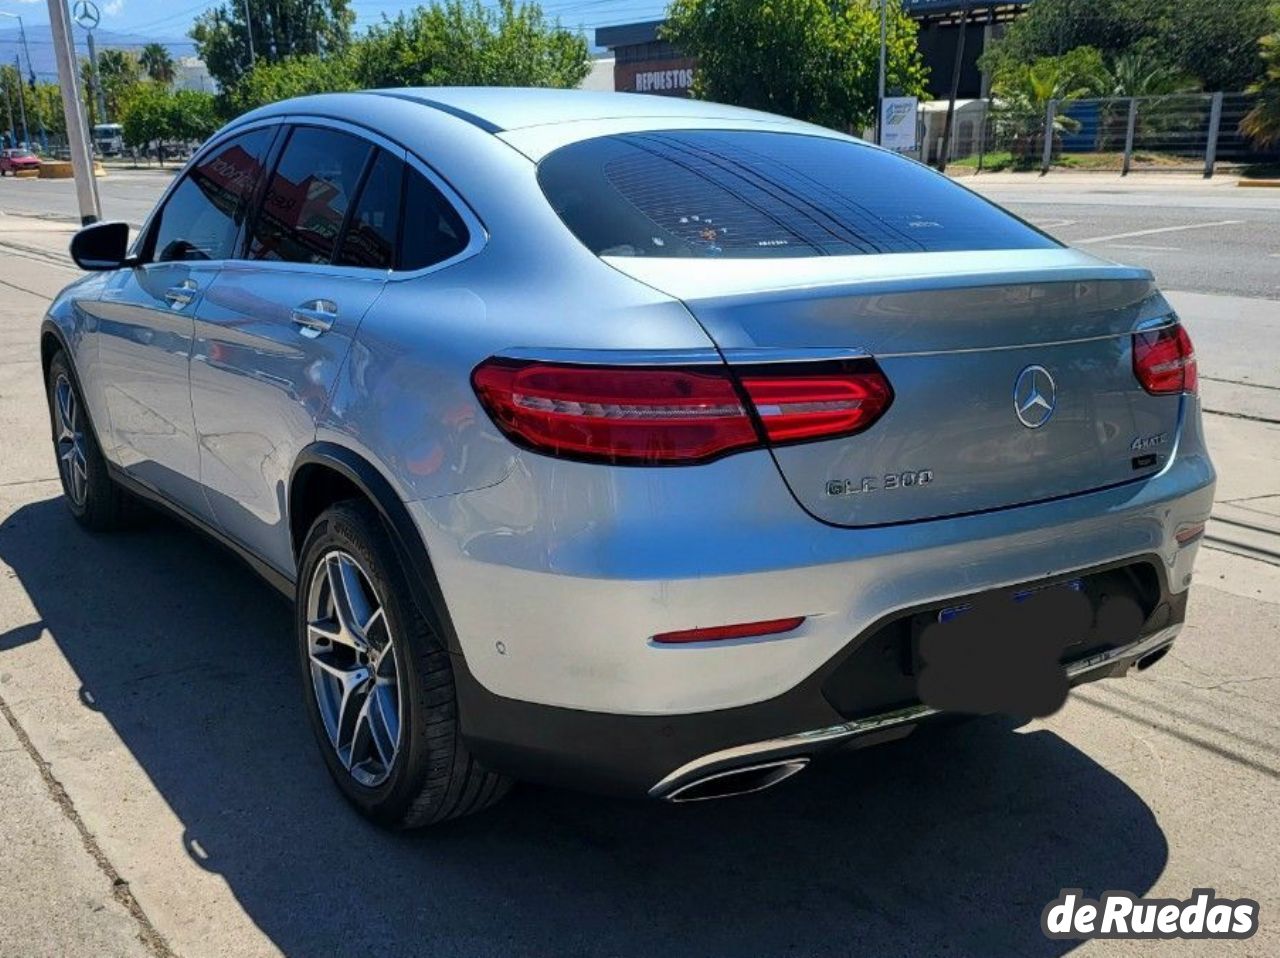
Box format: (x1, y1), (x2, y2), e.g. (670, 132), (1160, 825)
(827, 470), (934, 497)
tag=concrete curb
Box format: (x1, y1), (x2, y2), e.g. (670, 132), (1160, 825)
(38, 161), (107, 179)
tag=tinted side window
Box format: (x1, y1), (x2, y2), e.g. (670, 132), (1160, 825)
(400, 168), (469, 271)
(336, 150), (402, 270)
(248, 127), (371, 264)
(537, 130), (1058, 258)
(153, 128), (273, 263)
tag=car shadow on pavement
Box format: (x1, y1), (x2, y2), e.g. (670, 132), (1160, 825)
(0, 496), (1169, 958)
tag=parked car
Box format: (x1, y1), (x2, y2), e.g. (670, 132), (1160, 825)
(42, 89), (1215, 827)
(0, 148), (39, 175)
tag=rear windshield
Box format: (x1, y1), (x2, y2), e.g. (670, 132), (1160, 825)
(537, 130), (1056, 258)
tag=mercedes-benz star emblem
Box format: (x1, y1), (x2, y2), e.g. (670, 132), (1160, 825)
(1014, 365), (1056, 429)
(73, 1), (101, 31)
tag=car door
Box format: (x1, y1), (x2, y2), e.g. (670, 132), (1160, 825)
(93, 126), (276, 519)
(189, 123), (395, 575)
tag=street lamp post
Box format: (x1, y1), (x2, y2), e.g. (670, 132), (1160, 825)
(11, 55), (30, 149)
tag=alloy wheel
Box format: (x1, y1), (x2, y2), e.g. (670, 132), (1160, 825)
(305, 550), (403, 787)
(54, 374), (88, 507)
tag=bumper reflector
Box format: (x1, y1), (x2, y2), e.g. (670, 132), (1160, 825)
(652, 616), (805, 645)
(1175, 521), (1206, 546)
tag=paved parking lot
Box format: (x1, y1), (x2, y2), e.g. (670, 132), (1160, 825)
(0, 174), (1278, 957)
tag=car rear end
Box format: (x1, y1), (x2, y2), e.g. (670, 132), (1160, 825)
(405, 121), (1215, 801)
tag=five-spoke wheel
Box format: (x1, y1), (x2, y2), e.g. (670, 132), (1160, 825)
(306, 550), (403, 787)
(296, 500), (511, 826)
(53, 372), (89, 508)
(46, 350), (131, 530)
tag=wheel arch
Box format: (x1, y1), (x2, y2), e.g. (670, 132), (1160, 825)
(289, 442), (463, 654)
(40, 320), (70, 388)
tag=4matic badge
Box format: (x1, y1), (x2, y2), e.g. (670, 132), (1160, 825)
(826, 469), (934, 497)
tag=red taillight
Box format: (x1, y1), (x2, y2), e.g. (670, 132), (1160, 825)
(470, 359), (758, 465)
(1133, 324), (1197, 395)
(471, 357), (894, 465)
(652, 616), (806, 644)
(738, 368), (894, 443)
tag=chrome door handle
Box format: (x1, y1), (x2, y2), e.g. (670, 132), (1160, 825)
(164, 279), (199, 309)
(291, 299), (338, 338)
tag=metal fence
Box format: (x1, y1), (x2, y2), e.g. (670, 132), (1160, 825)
(924, 93), (1275, 176)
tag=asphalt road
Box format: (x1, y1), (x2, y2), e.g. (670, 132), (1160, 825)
(0, 176), (1278, 957)
(969, 179), (1280, 301)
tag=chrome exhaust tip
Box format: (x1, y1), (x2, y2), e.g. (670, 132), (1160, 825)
(1136, 643), (1173, 671)
(664, 758), (809, 803)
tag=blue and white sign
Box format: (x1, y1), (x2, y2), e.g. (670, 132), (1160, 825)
(881, 96), (919, 151)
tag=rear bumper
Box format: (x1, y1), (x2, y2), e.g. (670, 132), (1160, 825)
(408, 399), (1214, 796)
(450, 566), (1186, 798)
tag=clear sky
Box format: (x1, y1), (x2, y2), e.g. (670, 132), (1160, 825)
(0, 0), (667, 45)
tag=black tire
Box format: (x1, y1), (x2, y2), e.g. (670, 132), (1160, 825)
(46, 350), (132, 532)
(296, 500), (512, 827)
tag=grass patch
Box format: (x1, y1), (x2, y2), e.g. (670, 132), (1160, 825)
(947, 150), (1207, 174)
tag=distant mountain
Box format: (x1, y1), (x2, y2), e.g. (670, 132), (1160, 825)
(0, 24), (196, 82)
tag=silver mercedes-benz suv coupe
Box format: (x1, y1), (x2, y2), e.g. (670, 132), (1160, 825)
(43, 89), (1214, 826)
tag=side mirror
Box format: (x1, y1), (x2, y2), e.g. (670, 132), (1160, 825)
(69, 221), (136, 271)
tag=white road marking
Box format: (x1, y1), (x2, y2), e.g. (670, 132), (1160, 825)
(1105, 243), (1180, 251)
(1034, 218), (1076, 228)
(1075, 220), (1243, 245)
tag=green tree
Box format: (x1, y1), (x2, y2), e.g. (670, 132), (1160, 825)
(1242, 8), (1280, 147)
(989, 47), (1107, 163)
(663, 0), (927, 131)
(98, 49), (142, 121)
(120, 84), (219, 160)
(228, 53), (358, 113)
(170, 89), (220, 141)
(350, 1), (588, 89)
(191, 0), (355, 92)
(120, 83), (169, 151)
(139, 43), (176, 85)
(980, 0), (1272, 93)
(1, 64), (23, 146)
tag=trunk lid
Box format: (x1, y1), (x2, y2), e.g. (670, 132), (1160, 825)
(606, 249), (1183, 527)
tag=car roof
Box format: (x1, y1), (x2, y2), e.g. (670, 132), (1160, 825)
(366, 87), (800, 132)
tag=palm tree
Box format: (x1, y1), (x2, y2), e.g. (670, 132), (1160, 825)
(993, 58), (1098, 164)
(1099, 51), (1200, 98)
(139, 43), (176, 86)
(1242, 28), (1280, 149)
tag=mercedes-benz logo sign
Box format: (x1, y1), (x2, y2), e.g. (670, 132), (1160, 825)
(1014, 364), (1056, 429)
(73, 0), (101, 31)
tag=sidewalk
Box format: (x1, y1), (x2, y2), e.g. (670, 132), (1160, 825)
(0, 214), (160, 957)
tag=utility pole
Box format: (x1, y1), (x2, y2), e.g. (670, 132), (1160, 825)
(876, 0), (887, 145)
(46, 0), (101, 223)
(12, 56), (30, 149)
(3, 81), (15, 149)
(936, 1), (972, 171)
(243, 0), (256, 67)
